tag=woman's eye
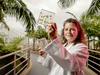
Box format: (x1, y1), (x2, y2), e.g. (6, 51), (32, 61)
(71, 28), (76, 31)
(64, 28), (68, 31)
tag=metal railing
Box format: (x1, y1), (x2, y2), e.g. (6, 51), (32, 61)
(88, 49), (100, 74)
(0, 47), (31, 75)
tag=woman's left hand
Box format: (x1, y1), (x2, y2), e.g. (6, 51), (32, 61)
(39, 50), (47, 58)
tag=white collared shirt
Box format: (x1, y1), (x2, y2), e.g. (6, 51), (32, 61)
(38, 38), (89, 75)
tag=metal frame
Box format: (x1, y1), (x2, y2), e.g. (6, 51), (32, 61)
(0, 47), (30, 75)
(88, 36), (100, 74)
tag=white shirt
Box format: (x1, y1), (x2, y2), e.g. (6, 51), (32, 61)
(38, 38), (89, 75)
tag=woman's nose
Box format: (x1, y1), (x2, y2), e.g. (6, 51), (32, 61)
(67, 29), (71, 33)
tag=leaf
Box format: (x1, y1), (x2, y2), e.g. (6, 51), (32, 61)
(87, 0), (100, 15)
(58, 0), (77, 8)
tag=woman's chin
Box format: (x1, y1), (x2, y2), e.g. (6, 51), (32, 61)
(66, 37), (72, 40)
(66, 38), (74, 43)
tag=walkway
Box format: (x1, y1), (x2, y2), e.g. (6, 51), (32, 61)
(29, 53), (49, 75)
(29, 53), (97, 75)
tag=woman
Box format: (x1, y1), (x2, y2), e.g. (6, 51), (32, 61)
(38, 18), (89, 75)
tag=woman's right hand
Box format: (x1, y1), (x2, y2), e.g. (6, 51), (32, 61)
(47, 22), (57, 40)
(39, 50), (47, 58)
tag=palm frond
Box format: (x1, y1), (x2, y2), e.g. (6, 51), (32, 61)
(1, 20), (10, 30)
(0, 7), (5, 22)
(0, 8), (9, 30)
(1, 0), (36, 31)
(81, 14), (100, 37)
(17, 0), (27, 7)
(87, 0), (100, 15)
(66, 12), (77, 19)
(58, 0), (77, 8)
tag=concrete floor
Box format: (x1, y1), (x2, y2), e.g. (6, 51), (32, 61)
(29, 53), (97, 75)
(29, 54), (49, 75)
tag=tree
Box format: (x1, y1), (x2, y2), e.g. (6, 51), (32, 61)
(66, 11), (78, 19)
(0, 36), (23, 54)
(87, 0), (100, 15)
(0, 8), (9, 30)
(0, 0), (36, 31)
(80, 14), (100, 49)
(80, 14), (100, 37)
(58, 0), (77, 8)
(34, 26), (48, 39)
(58, 0), (100, 15)
(25, 26), (49, 50)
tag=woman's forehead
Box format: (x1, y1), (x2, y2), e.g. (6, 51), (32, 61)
(64, 23), (76, 27)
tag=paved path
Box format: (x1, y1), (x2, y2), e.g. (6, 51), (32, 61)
(29, 53), (97, 75)
(29, 53), (49, 75)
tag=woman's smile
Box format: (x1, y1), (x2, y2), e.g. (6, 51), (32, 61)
(64, 23), (78, 43)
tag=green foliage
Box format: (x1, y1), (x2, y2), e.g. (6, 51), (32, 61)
(0, 8), (10, 30)
(34, 26), (49, 39)
(0, 37), (23, 54)
(26, 30), (35, 38)
(0, 0), (36, 31)
(81, 14), (100, 49)
(87, 0), (100, 15)
(58, 0), (77, 8)
(81, 14), (100, 37)
(0, 36), (5, 50)
(58, 0), (100, 15)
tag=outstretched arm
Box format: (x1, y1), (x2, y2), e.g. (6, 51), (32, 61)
(45, 38), (89, 71)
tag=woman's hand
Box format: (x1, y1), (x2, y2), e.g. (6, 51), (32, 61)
(39, 50), (47, 58)
(47, 22), (57, 40)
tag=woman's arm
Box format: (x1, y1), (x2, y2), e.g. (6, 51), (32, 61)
(44, 38), (89, 71)
(37, 52), (53, 70)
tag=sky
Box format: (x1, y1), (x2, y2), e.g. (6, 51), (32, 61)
(3, 0), (92, 40)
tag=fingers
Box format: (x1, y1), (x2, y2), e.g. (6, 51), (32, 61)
(47, 22), (57, 33)
(51, 24), (56, 31)
(51, 23), (57, 31)
(47, 23), (57, 40)
(39, 50), (46, 56)
(50, 23), (57, 32)
(39, 50), (47, 58)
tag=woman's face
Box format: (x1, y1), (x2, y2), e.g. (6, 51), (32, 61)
(64, 22), (78, 43)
